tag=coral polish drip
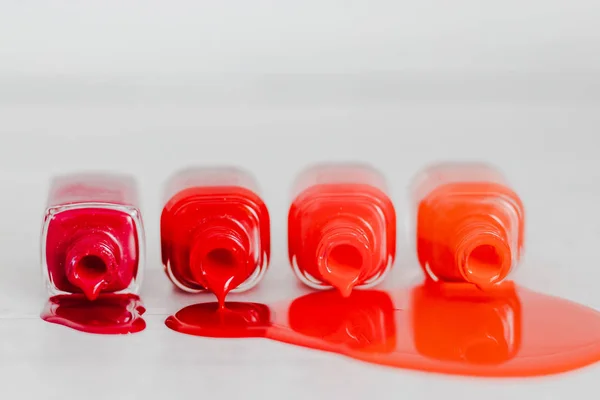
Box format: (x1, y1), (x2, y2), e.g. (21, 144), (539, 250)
(316, 220), (373, 297)
(451, 219), (512, 288)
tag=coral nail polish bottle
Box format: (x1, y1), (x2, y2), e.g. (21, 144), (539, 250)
(161, 167), (270, 306)
(41, 173), (145, 301)
(412, 162), (525, 288)
(288, 164), (396, 297)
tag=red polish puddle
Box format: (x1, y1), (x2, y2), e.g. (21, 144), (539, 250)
(166, 282), (600, 377)
(166, 302), (270, 337)
(41, 293), (146, 334)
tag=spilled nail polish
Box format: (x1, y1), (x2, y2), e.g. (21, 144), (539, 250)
(288, 164), (396, 296)
(41, 293), (146, 334)
(166, 282), (600, 377)
(410, 282), (520, 367)
(284, 289), (396, 353)
(161, 167), (270, 307)
(412, 163), (524, 288)
(165, 302), (270, 338)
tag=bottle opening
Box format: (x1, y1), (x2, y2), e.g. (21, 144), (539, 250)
(76, 255), (108, 281)
(464, 244), (503, 285)
(319, 243), (366, 297)
(65, 234), (120, 301)
(204, 248), (238, 271)
(191, 238), (249, 309)
(327, 244), (363, 277)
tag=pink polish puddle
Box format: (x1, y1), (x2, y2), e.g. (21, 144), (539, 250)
(42, 293), (146, 334)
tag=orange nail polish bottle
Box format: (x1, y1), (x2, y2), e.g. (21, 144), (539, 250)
(412, 163), (524, 288)
(288, 164), (396, 296)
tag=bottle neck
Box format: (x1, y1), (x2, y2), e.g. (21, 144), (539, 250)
(65, 232), (120, 301)
(189, 222), (250, 308)
(316, 217), (373, 297)
(451, 218), (512, 288)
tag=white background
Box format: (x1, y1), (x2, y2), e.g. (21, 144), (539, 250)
(0, 1), (599, 399)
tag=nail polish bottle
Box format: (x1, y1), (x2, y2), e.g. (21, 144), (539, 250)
(41, 173), (145, 301)
(288, 164), (396, 297)
(161, 167), (270, 306)
(412, 162), (524, 288)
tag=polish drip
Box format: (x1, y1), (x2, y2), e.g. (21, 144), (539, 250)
(189, 223), (251, 308)
(452, 218), (512, 288)
(65, 232), (121, 301)
(316, 219), (373, 297)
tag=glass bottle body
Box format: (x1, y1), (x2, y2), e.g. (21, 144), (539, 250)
(161, 167), (270, 304)
(412, 162), (524, 288)
(288, 164), (396, 296)
(41, 173), (145, 300)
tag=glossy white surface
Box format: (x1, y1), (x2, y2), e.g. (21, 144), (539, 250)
(1, 1), (600, 399)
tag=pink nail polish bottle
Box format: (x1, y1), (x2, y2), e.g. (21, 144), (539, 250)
(41, 173), (145, 300)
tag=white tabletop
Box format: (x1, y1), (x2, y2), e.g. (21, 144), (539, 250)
(1, 1), (599, 399)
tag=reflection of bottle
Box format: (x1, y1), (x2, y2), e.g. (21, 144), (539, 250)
(161, 167), (270, 306)
(411, 282), (521, 364)
(288, 290), (396, 353)
(412, 162), (524, 288)
(42, 173), (145, 301)
(288, 164), (396, 297)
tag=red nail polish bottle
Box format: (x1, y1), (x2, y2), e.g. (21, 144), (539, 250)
(161, 167), (270, 306)
(41, 173), (145, 301)
(412, 163), (525, 288)
(288, 164), (396, 297)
